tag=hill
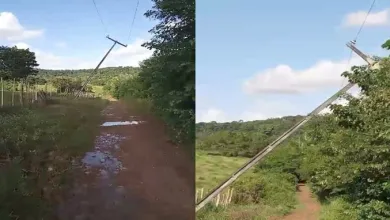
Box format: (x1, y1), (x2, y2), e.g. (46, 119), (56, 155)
(196, 115), (304, 157)
(37, 66), (140, 86)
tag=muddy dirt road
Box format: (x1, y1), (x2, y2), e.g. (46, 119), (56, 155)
(274, 184), (321, 220)
(57, 100), (194, 220)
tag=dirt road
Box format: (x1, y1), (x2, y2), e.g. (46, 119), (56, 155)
(274, 183), (321, 220)
(57, 100), (194, 220)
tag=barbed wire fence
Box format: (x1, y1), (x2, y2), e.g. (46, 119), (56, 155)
(0, 77), (101, 108)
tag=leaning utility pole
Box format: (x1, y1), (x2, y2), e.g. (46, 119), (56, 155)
(75, 35), (127, 98)
(195, 41), (380, 212)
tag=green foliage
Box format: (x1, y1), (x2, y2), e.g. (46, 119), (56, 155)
(50, 76), (91, 93)
(107, 0), (195, 144)
(196, 151), (248, 190)
(0, 46), (39, 79)
(196, 40), (390, 219)
(196, 116), (304, 157)
(320, 198), (359, 220)
(253, 48), (390, 219)
(109, 75), (145, 100)
(0, 98), (107, 219)
(140, 0), (195, 144)
(196, 169), (298, 219)
(37, 66), (139, 86)
(232, 171), (297, 213)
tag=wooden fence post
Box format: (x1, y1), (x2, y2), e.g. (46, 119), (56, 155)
(20, 79), (24, 106)
(1, 77), (3, 108)
(12, 78), (15, 106)
(228, 188), (234, 204)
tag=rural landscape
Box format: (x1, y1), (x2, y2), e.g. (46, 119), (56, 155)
(0, 0), (194, 219)
(195, 39), (390, 219)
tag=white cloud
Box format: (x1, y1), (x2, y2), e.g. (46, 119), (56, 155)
(342, 8), (390, 27)
(243, 55), (366, 95)
(0, 12), (43, 41)
(197, 108), (228, 123)
(11, 38), (153, 69)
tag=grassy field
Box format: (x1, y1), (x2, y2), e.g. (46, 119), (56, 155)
(196, 151), (298, 220)
(196, 151), (249, 191)
(0, 96), (108, 219)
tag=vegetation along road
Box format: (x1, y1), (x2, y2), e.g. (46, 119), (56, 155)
(0, 0), (194, 219)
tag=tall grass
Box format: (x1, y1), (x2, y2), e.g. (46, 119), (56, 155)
(0, 97), (108, 219)
(196, 152), (298, 220)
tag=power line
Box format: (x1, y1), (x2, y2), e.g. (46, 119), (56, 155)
(91, 0), (109, 35)
(354, 0), (376, 41)
(341, 0), (376, 87)
(127, 0), (140, 41)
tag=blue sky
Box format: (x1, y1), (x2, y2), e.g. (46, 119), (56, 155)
(0, 0), (155, 69)
(196, 0), (390, 122)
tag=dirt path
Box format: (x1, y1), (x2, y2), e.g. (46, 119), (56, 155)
(57, 100), (194, 220)
(274, 184), (321, 220)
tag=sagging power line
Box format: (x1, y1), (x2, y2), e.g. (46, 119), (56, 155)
(127, 0), (140, 41)
(91, 0), (109, 35)
(75, 0), (141, 98)
(341, 0), (376, 87)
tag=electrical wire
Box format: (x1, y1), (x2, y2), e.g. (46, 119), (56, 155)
(126, 0), (140, 41)
(354, 0), (376, 41)
(340, 0), (376, 88)
(91, 0), (109, 35)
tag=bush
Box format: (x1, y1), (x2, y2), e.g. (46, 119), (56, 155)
(0, 98), (106, 219)
(232, 171), (297, 215)
(320, 198), (359, 220)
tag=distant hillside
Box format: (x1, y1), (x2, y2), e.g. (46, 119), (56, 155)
(196, 116), (304, 157)
(37, 66), (140, 86)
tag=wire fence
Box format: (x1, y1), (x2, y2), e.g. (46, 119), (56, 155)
(0, 77), (98, 108)
(196, 187), (234, 207)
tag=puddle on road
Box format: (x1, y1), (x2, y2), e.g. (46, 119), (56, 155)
(81, 133), (126, 175)
(101, 121), (144, 126)
(82, 151), (123, 173)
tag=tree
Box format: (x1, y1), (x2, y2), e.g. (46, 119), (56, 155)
(107, 0), (195, 144)
(0, 46), (39, 79)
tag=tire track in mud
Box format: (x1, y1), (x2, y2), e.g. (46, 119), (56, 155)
(57, 100), (194, 220)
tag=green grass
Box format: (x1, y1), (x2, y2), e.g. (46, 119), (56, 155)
(91, 85), (104, 96)
(197, 203), (285, 220)
(0, 96), (108, 220)
(196, 151), (249, 191)
(196, 151), (298, 220)
(319, 198), (359, 220)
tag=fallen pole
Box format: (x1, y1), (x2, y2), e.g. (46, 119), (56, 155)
(75, 35), (127, 98)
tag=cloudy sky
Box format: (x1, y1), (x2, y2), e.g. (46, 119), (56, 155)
(0, 0), (154, 69)
(196, 0), (390, 123)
